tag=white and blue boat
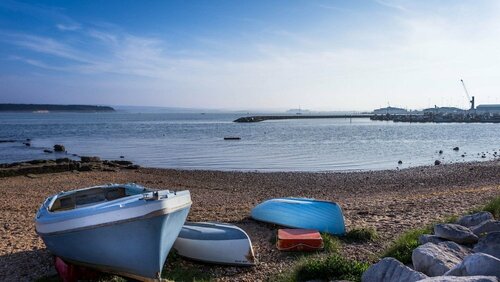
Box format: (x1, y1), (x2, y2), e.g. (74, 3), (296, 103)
(173, 222), (255, 266)
(35, 183), (192, 281)
(251, 197), (346, 235)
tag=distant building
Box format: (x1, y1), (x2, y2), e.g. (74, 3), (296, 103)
(423, 106), (464, 114)
(373, 106), (408, 115)
(476, 104), (500, 114)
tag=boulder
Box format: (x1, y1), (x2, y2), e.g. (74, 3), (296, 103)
(418, 276), (498, 282)
(361, 257), (427, 282)
(412, 242), (471, 276)
(434, 224), (478, 244)
(472, 232), (500, 259)
(53, 144), (66, 152)
(434, 160), (441, 165)
(445, 253), (500, 278)
(419, 235), (447, 245)
(453, 147), (460, 151)
(471, 220), (500, 236)
(80, 156), (101, 162)
(457, 212), (494, 228)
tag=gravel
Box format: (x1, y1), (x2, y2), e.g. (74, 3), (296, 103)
(0, 160), (499, 281)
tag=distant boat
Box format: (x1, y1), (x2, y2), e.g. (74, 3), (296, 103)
(251, 198), (346, 235)
(173, 222), (255, 266)
(224, 137), (241, 140)
(35, 183), (192, 281)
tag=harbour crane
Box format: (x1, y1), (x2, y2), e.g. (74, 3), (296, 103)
(460, 79), (475, 110)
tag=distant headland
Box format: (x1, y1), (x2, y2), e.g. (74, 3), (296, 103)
(0, 104), (115, 112)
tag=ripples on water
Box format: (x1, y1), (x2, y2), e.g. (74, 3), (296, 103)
(0, 112), (498, 171)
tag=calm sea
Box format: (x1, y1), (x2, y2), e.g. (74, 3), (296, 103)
(0, 112), (498, 171)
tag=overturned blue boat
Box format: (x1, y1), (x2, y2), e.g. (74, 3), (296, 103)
(35, 183), (191, 281)
(251, 197), (346, 235)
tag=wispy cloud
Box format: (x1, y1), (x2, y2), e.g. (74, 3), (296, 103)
(374, 0), (409, 12)
(1, 32), (89, 63)
(56, 23), (81, 31)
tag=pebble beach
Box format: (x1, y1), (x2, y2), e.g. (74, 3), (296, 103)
(0, 160), (499, 281)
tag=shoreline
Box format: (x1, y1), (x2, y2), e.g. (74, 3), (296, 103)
(0, 160), (499, 281)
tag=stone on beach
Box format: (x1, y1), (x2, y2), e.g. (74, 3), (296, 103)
(418, 276), (499, 282)
(412, 242), (471, 276)
(361, 257), (427, 282)
(434, 160), (441, 165)
(471, 220), (500, 236)
(434, 224), (478, 244)
(53, 144), (65, 152)
(472, 231), (500, 259)
(419, 234), (447, 245)
(457, 212), (494, 228)
(445, 253), (500, 278)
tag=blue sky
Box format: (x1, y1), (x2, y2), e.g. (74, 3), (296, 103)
(1, 0), (499, 110)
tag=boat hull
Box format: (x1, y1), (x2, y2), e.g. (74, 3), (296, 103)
(173, 222), (255, 266)
(251, 198), (346, 235)
(36, 184), (192, 281)
(40, 207), (190, 280)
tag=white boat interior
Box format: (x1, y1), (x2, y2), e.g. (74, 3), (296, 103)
(49, 186), (139, 212)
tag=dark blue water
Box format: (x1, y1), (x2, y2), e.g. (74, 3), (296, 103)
(0, 112), (498, 171)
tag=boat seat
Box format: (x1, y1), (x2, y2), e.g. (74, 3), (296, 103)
(105, 188), (126, 201)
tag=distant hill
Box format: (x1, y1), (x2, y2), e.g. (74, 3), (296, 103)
(0, 104), (115, 112)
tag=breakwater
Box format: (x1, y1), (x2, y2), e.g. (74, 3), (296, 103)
(370, 114), (500, 123)
(233, 114), (374, 122)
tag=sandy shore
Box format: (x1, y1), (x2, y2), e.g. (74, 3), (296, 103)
(0, 160), (499, 281)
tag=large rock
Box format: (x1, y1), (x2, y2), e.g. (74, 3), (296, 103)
(471, 220), (500, 236)
(445, 253), (500, 277)
(412, 242), (471, 277)
(457, 212), (494, 228)
(472, 231), (500, 259)
(419, 234), (447, 245)
(434, 224), (478, 244)
(361, 257), (427, 282)
(418, 276), (498, 282)
(53, 144), (66, 152)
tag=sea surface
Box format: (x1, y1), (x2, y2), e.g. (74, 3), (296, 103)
(0, 112), (498, 171)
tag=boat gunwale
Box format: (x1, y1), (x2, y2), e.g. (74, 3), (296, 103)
(37, 200), (192, 236)
(36, 187), (192, 235)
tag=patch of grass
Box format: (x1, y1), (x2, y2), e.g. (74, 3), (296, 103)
(162, 251), (213, 282)
(322, 233), (341, 253)
(293, 253), (369, 282)
(344, 227), (379, 242)
(381, 227), (431, 264)
(471, 196), (500, 219)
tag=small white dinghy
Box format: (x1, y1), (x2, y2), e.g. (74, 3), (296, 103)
(173, 222), (255, 266)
